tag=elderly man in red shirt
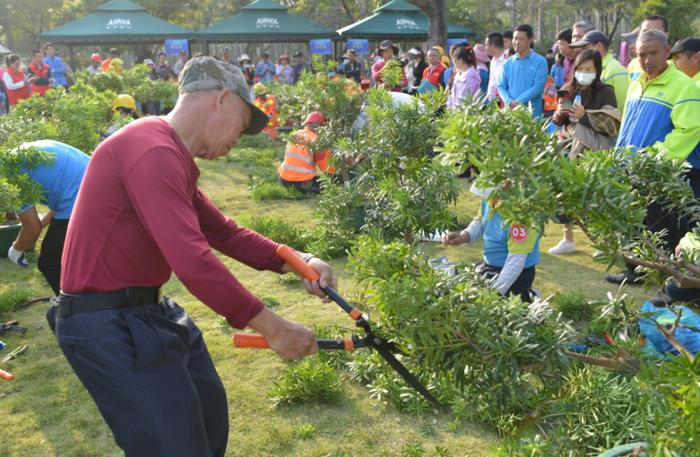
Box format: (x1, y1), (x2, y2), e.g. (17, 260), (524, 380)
(55, 57), (336, 457)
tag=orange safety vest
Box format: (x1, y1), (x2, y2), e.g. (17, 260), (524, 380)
(278, 129), (333, 182)
(255, 94), (278, 128)
(28, 62), (51, 96)
(5, 67), (31, 106)
(101, 58), (112, 72)
(543, 75), (558, 112)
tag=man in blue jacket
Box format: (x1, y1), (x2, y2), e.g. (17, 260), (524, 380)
(42, 43), (73, 88)
(497, 24), (549, 117)
(7, 140), (89, 295)
(606, 30), (700, 285)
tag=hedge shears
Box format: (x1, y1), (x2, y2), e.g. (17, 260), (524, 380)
(233, 245), (440, 407)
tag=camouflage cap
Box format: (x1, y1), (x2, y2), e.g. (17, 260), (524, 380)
(179, 56), (268, 135)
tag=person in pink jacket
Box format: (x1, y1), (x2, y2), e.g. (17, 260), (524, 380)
(447, 47), (481, 109)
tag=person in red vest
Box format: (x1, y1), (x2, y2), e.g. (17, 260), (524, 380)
(421, 48), (447, 91)
(278, 112), (334, 194)
(2, 54), (37, 108)
(253, 83), (279, 140)
(27, 49), (52, 96)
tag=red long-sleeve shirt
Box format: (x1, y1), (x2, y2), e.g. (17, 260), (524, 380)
(61, 117), (284, 328)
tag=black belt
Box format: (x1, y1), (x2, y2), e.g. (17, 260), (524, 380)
(58, 287), (161, 318)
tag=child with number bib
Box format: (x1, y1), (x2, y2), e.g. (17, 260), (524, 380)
(443, 185), (541, 302)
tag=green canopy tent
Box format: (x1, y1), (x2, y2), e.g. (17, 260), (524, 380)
(337, 0), (473, 40)
(197, 0), (336, 42)
(39, 0), (192, 44)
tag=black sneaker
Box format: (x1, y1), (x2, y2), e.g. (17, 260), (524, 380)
(649, 291), (675, 307)
(605, 270), (644, 285)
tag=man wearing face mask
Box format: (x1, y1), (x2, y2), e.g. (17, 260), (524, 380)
(605, 30), (700, 285)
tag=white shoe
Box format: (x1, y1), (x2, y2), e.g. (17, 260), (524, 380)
(548, 240), (576, 255)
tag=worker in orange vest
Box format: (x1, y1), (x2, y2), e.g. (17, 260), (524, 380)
(278, 112), (334, 194)
(254, 83), (279, 140)
(543, 75), (558, 118)
(101, 48), (120, 72)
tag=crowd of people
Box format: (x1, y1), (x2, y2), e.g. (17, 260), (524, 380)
(2, 11), (700, 456)
(438, 16), (700, 302)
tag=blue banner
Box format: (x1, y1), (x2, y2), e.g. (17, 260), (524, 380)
(309, 39), (332, 55)
(447, 38), (470, 49)
(347, 39), (369, 55)
(164, 39), (189, 56)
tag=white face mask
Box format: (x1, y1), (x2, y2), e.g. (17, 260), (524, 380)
(575, 71), (596, 86)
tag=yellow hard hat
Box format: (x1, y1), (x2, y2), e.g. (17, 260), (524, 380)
(254, 83), (267, 96)
(113, 94), (136, 111)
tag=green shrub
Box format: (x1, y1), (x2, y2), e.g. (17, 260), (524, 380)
(438, 100), (700, 290)
(268, 358), (343, 406)
(552, 291), (597, 322)
(303, 90), (459, 254)
(0, 83), (112, 153)
(0, 288), (35, 313)
(347, 236), (574, 433)
(639, 353), (700, 456)
(239, 215), (309, 251)
(78, 65), (178, 108)
(498, 367), (645, 456)
(294, 423), (316, 440)
(250, 182), (308, 201)
(0, 145), (53, 211)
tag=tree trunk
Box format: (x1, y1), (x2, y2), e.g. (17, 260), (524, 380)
(340, 0), (356, 23)
(407, 0), (448, 49)
(0, 21), (15, 51)
(537, 2), (544, 43)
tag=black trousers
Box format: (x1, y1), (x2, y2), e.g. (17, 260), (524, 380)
(56, 297), (228, 457)
(477, 262), (536, 303)
(686, 168), (700, 227)
(38, 219), (69, 295)
(625, 201), (690, 274)
(278, 176), (320, 194)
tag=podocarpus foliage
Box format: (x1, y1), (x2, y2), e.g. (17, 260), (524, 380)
(347, 236), (575, 433)
(0, 83), (113, 154)
(77, 64), (179, 108)
(275, 56), (365, 183)
(311, 89), (459, 254)
(438, 101), (700, 289)
(436, 100), (700, 454)
(0, 145), (53, 212)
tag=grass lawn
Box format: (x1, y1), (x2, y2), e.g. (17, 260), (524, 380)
(0, 144), (651, 457)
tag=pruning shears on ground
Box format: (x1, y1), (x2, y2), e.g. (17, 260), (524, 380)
(233, 245), (441, 407)
(0, 320), (27, 335)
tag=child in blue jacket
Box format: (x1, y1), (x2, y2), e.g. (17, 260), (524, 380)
(443, 187), (541, 302)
